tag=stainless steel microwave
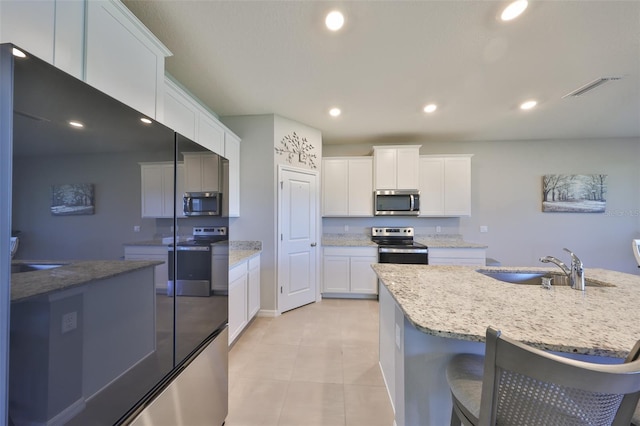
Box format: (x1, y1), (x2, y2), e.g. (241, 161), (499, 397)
(183, 191), (222, 216)
(374, 189), (420, 216)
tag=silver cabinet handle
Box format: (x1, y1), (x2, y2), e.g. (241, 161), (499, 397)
(311, 243), (317, 247)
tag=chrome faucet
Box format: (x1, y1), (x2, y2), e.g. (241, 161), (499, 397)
(539, 248), (585, 291)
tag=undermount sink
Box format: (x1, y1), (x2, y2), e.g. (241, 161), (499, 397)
(477, 270), (610, 287)
(11, 263), (65, 274)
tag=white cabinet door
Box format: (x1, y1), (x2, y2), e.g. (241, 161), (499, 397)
(198, 114), (224, 155)
(322, 247), (378, 295)
(322, 157), (373, 217)
(0, 0), (84, 78)
(1, 1), (55, 64)
(140, 162), (175, 218)
(248, 256), (261, 319)
(322, 256), (350, 293)
(373, 145), (420, 190)
(183, 153), (219, 193)
(322, 158), (349, 216)
(418, 157), (445, 216)
(164, 77), (198, 140)
(374, 148), (397, 190)
(224, 133), (241, 217)
(348, 158), (374, 216)
(444, 156), (472, 216)
(396, 147), (420, 189)
(140, 162), (181, 218)
(229, 262), (248, 345)
(349, 256), (378, 294)
(85, 1), (170, 119)
(418, 155), (472, 216)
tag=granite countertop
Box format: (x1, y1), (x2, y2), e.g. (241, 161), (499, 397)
(229, 241), (262, 267)
(373, 264), (640, 358)
(10, 260), (161, 303)
(322, 233), (487, 249)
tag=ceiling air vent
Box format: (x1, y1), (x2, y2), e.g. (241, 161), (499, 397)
(562, 77), (622, 98)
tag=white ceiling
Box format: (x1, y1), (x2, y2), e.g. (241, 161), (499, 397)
(123, 0), (640, 145)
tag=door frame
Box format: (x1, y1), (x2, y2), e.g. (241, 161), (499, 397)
(276, 164), (321, 315)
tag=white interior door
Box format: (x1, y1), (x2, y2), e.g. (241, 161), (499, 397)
(278, 166), (319, 313)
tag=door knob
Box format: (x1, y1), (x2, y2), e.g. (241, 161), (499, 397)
(311, 243), (317, 247)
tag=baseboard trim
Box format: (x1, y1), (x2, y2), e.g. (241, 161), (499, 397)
(257, 309), (279, 318)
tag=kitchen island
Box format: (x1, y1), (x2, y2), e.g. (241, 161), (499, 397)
(374, 264), (640, 426)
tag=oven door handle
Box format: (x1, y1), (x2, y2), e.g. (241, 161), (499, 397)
(176, 246), (211, 251)
(379, 247), (428, 254)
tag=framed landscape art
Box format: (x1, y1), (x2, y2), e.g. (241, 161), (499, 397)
(542, 174), (607, 213)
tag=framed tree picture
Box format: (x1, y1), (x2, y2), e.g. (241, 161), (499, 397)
(51, 183), (95, 216)
(542, 174), (607, 213)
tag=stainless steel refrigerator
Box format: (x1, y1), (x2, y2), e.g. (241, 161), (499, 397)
(3, 43), (228, 425)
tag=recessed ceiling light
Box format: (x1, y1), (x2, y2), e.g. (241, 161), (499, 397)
(325, 11), (344, 31)
(12, 48), (26, 58)
(520, 100), (537, 110)
(140, 117), (152, 124)
(68, 120), (84, 128)
(329, 107), (341, 117)
(423, 104), (437, 113)
(501, 0), (528, 21)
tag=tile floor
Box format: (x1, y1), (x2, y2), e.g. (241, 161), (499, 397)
(226, 298), (394, 426)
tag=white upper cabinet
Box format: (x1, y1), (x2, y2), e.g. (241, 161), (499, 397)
(85, 0), (171, 120)
(224, 132), (241, 217)
(198, 114), (225, 155)
(322, 157), (373, 217)
(419, 155), (472, 217)
(373, 145), (421, 190)
(183, 153), (220, 193)
(164, 78), (199, 140)
(0, 0), (84, 78)
(140, 162), (184, 218)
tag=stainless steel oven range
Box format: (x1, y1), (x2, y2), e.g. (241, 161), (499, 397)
(168, 226), (228, 296)
(372, 227), (428, 265)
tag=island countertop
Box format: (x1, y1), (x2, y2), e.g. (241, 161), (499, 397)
(11, 260), (162, 303)
(372, 264), (640, 358)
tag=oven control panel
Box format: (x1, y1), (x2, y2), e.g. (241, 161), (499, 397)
(372, 227), (414, 237)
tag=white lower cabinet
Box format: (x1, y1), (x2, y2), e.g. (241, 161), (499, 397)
(124, 245), (169, 292)
(228, 254), (261, 345)
(228, 261), (248, 345)
(428, 247), (486, 266)
(322, 247), (378, 295)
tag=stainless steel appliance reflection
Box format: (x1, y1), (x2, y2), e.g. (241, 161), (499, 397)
(372, 227), (429, 264)
(168, 226), (227, 297)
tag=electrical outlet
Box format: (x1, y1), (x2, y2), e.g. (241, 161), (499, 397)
(344, 225), (349, 232)
(133, 225), (141, 232)
(395, 323), (402, 349)
(62, 311), (77, 334)
(480, 225), (489, 233)
(436, 226), (442, 233)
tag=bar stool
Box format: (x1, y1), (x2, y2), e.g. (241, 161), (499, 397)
(446, 327), (640, 426)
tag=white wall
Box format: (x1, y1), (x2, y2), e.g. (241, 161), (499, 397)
(323, 137), (640, 274)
